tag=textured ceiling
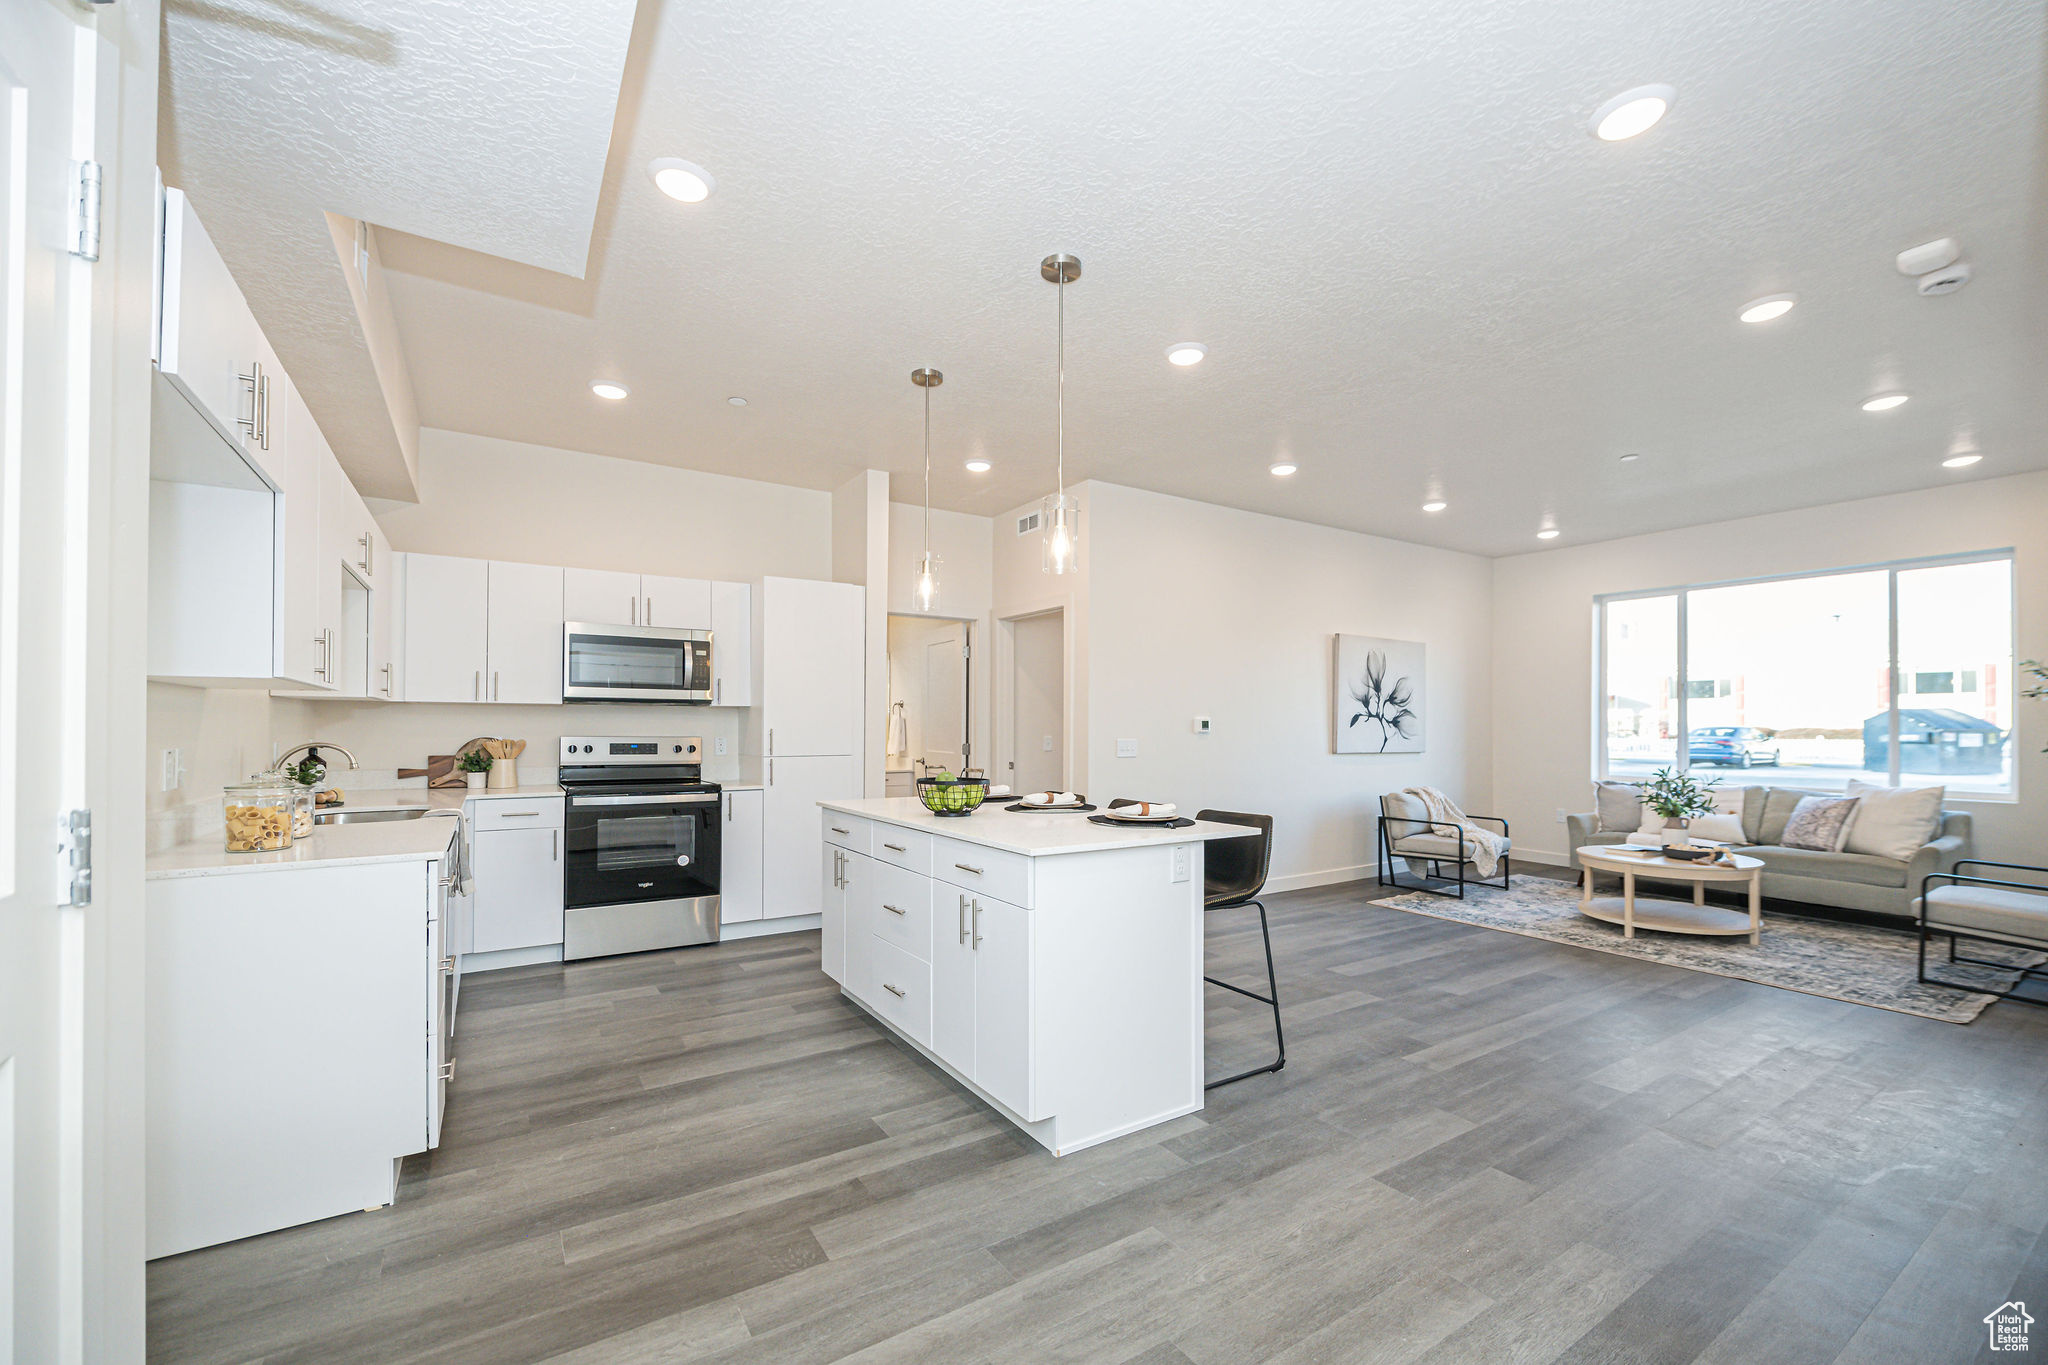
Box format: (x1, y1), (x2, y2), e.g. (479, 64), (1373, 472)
(160, 0), (640, 496)
(371, 0), (2042, 553)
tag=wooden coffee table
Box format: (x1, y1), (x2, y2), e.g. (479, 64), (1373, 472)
(1575, 846), (1765, 944)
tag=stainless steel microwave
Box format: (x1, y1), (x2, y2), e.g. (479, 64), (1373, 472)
(562, 623), (713, 702)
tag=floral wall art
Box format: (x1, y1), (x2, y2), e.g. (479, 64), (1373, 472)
(1335, 635), (1425, 754)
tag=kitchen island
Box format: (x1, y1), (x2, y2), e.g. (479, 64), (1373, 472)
(818, 797), (1257, 1155)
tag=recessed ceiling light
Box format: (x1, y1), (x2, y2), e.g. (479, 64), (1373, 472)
(1590, 84), (1674, 141)
(590, 381), (628, 401)
(1739, 294), (1797, 323)
(1537, 527), (1561, 540)
(1942, 452), (1983, 468)
(727, 396), (748, 407)
(1422, 500), (1447, 513)
(649, 158), (715, 203)
(1166, 342), (1207, 367)
(1862, 393), (1909, 412)
(1269, 462), (1298, 477)
(1619, 452), (1641, 463)
(964, 459), (991, 473)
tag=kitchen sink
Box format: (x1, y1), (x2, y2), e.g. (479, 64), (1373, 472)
(313, 808), (459, 825)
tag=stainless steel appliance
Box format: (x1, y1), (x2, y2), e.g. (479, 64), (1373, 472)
(558, 735), (721, 959)
(562, 622), (713, 703)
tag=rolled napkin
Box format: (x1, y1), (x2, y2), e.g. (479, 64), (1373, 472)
(1111, 801), (1177, 818)
(987, 784), (1012, 798)
(1020, 790), (1081, 807)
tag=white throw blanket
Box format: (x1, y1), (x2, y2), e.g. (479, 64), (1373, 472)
(1399, 787), (1507, 878)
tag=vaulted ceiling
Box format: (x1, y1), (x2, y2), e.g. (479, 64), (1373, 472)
(171, 0), (2048, 554)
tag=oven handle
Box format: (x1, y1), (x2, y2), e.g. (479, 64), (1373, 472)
(569, 793), (720, 807)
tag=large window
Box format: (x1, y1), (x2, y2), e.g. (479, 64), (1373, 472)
(1598, 553), (2015, 795)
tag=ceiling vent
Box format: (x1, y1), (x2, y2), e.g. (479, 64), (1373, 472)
(1916, 262), (1972, 296)
(1016, 510), (1041, 536)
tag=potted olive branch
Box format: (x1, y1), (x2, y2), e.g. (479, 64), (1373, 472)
(1640, 766), (1720, 846)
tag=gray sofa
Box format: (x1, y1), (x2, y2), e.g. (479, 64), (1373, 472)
(1567, 784), (1972, 919)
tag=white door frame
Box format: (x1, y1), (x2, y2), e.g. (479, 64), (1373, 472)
(993, 607), (1068, 795)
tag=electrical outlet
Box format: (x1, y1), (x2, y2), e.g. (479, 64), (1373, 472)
(713, 736), (728, 756)
(1555, 808), (1568, 824)
(161, 748), (184, 793)
(1171, 845), (1190, 883)
(1116, 738), (1138, 758)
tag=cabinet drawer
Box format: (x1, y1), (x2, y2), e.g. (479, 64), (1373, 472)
(869, 862), (932, 961)
(870, 825), (931, 875)
(470, 797), (564, 831)
(822, 813), (869, 854)
(932, 835), (1031, 906)
(858, 935), (932, 1048)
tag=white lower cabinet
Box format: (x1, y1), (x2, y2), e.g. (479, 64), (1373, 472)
(469, 805), (565, 953)
(720, 788), (764, 924)
(762, 753), (863, 920)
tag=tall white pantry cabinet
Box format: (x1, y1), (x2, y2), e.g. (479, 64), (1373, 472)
(750, 577), (866, 923)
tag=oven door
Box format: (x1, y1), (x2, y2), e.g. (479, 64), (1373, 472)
(562, 623), (713, 702)
(563, 791), (722, 909)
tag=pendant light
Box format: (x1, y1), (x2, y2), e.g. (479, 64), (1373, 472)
(1040, 253), (1081, 575)
(911, 367), (943, 611)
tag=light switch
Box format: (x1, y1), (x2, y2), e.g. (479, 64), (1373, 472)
(1116, 738), (1138, 758)
(1042, 734), (1055, 752)
(1192, 716), (1212, 734)
(161, 748), (184, 792)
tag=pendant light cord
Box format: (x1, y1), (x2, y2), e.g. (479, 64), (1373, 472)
(923, 380), (931, 553)
(1056, 274), (1066, 500)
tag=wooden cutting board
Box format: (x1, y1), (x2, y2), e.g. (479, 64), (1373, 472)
(424, 755), (463, 789)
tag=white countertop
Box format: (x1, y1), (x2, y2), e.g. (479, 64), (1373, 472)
(818, 797), (1258, 857)
(327, 784), (564, 813)
(147, 816), (463, 880)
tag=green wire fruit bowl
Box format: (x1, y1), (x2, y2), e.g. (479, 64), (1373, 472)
(916, 775), (990, 817)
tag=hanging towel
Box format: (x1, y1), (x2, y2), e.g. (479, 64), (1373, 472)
(1399, 787), (1508, 879)
(887, 701), (908, 758)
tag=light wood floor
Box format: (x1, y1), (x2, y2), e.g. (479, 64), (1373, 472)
(148, 871), (2048, 1363)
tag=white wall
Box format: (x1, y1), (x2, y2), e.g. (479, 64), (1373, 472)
(1494, 470), (2048, 864)
(832, 471), (890, 795)
(887, 500), (993, 774)
(371, 428), (833, 580)
(1080, 482), (1494, 891)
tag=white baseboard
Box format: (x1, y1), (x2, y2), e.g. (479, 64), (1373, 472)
(721, 913), (821, 941)
(1265, 863), (1377, 894)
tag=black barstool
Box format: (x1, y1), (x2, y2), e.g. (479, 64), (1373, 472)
(1112, 802), (1285, 1089)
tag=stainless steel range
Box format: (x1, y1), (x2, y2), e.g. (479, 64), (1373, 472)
(558, 735), (721, 960)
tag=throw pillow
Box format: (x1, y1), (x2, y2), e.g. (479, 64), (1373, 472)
(1782, 795), (1860, 852)
(1842, 780), (1944, 862)
(1594, 781), (1643, 833)
(1688, 787), (1748, 843)
(1758, 787), (1818, 845)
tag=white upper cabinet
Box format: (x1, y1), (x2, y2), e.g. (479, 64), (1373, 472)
(484, 561), (565, 704)
(156, 187), (286, 490)
(562, 568), (641, 627)
(640, 575), (712, 630)
(402, 554), (489, 702)
(710, 580), (752, 707)
(756, 577), (863, 755)
(371, 552), (402, 701)
(275, 381), (327, 688)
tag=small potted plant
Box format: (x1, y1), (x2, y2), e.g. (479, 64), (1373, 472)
(1640, 766), (1719, 846)
(457, 749), (494, 791)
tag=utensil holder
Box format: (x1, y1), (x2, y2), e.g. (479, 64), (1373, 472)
(487, 758), (518, 789)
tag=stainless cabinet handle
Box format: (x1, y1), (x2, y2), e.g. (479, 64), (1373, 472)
(237, 362), (259, 441)
(726, 794), (732, 822)
(497, 811), (540, 818)
(492, 671), (500, 701)
(883, 842), (906, 853)
(882, 983), (905, 999)
(630, 596), (637, 625)
(831, 825), (850, 835)
(313, 633), (326, 680)
(883, 903), (905, 916)
(958, 893), (969, 944)
(474, 670), (480, 701)
(768, 728), (774, 755)
(646, 596), (654, 625)
(357, 532), (372, 573)
(258, 371), (270, 449)
(381, 661), (393, 696)
(715, 678), (721, 704)
(954, 862), (984, 876)
(440, 955), (456, 974)
(972, 898), (983, 949)
(553, 830), (558, 861)
(437, 1060), (455, 1082)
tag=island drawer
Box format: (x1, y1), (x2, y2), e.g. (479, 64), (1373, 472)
(857, 935), (932, 1048)
(822, 813), (869, 854)
(867, 862), (932, 960)
(932, 835), (1031, 906)
(870, 825), (931, 875)
(471, 798), (564, 831)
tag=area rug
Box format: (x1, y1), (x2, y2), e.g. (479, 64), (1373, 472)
(1376, 877), (2043, 1023)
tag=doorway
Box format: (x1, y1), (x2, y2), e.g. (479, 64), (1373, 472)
(1009, 610), (1065, 794)
(885, 615), (972, 793)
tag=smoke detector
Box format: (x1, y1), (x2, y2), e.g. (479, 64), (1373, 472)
(1896, 238), (1959, 276)
(1916, 262), (1972, 296)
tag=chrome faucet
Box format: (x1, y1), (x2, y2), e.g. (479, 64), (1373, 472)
(272, 741), (360, 779)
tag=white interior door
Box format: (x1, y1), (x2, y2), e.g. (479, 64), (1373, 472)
(0, 4), (94, 1358)
(921, 627), (965, 775)
(1010, 611), (1064, 793)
